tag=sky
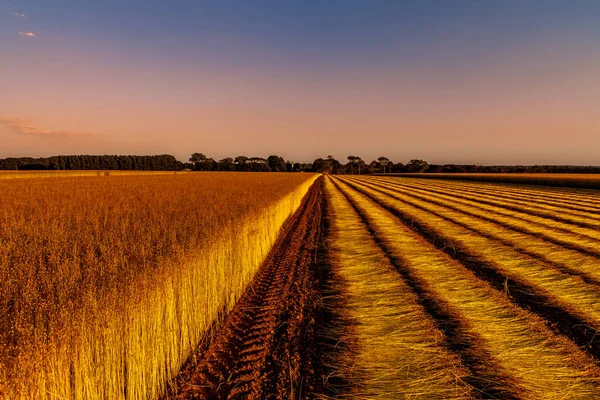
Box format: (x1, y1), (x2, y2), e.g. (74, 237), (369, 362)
(1, 1), (599, 165)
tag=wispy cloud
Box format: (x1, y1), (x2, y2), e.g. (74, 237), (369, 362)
(19, 31), (36, 37)
(12, 12), (26, 18)
(0, 118), (91, 139)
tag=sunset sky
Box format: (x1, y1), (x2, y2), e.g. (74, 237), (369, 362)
(1, 1), (599, 165)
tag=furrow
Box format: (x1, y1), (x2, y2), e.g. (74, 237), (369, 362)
(265, 186), (323, 399)
(333, 177), (600, 399)
(166, 178), (324, 399)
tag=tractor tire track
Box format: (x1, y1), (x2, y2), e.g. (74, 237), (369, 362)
(165, 178), (324, 399)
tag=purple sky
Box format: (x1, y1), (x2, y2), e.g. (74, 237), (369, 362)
(2, 1), (599, 164)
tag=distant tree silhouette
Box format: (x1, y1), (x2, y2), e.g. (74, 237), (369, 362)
(267, 155), (286, 172)
(189, 153), (207, 163)
(0, 155), (182, 171)
(347, 156), (358, 174)
(406, 159), (429, 173)
(5, 153), (600, 174)
(248, 157), (270, 172)
(217, 157), (235, 171)
(234, 156), (249, 171)
(189, 153), (217, 171)
(378, 157), (390, 173)
(346, 156), (364, 174)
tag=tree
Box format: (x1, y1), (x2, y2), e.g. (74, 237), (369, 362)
(369, 160), (379, 173)
(197, 158), (216, 171)
(378, 157), (390, 174)
(347, 155), (364, 174)
(406, 159), (429, 173)
(248, 157), (270, 172)
(217, 157), (235, 171)
(189, 153), (207, 163)
(327, 155), (343, 174)
(234, 156), (249, 171)
(267, 155), (286, 172)
(347, 156), (357, 174)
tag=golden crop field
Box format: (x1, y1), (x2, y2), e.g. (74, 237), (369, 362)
(0, 172), (317, 399)
(322, 175), (600, 398)
(2, 172), (600, 399)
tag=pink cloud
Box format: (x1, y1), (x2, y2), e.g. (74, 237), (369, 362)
(12, 12), (26, 18)
(19, 31), (36, 37)
(0, 118), (92, 139)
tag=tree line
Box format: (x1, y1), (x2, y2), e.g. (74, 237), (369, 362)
(0, 155), (181, 171)
(1, 153), (599, 174)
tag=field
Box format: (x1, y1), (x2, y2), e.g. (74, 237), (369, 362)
(323, 175), (600, 398)
(386, 173), (600, 189)
(0, 172), (317, 399)
(2, 172), (600, 399)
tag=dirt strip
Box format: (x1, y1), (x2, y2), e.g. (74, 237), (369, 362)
(164, 178), (325, 400)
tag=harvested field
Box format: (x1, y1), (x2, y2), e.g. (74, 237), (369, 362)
(385, 173), (600, 189)
(329, 176), (600, 399)
(3, 172), (600, 399)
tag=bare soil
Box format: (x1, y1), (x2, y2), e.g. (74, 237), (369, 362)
(165, 178), (325, 399)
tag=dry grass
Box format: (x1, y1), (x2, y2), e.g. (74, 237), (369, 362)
(0, 172), (317, 399)
(386, 173), (600, 189)
(393, 177), (600, 212)
(365, 178), (600, 286)
(346, 177), (600, 333)
(368, 177), (600, 248)
(322, 178), (472, 399)
(334, 176), (600, 399)
(375, 177), (600, 228)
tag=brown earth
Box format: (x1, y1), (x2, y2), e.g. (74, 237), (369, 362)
(164, 178), (325, 399)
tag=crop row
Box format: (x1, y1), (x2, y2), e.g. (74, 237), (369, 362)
(325, 176), (600, 398)
(385, 173), (600, 190)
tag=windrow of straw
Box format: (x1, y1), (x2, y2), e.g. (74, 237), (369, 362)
(322, 178), (472, 399)
(333, 177), (600, 399)
(366, 177), (600, 252)
(344, 178), (600, 344)
(0, 173), (317, 400)
(388, 177), (600, 213)
(373, 177), (600, 228)
(383, 173), (600, 190)
(372, 177), (600, 238)
(386, 175), (600, 207)
(356, 177), (600, 287)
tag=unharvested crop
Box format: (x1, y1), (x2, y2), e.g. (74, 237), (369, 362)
(0, 172), (317, 399)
